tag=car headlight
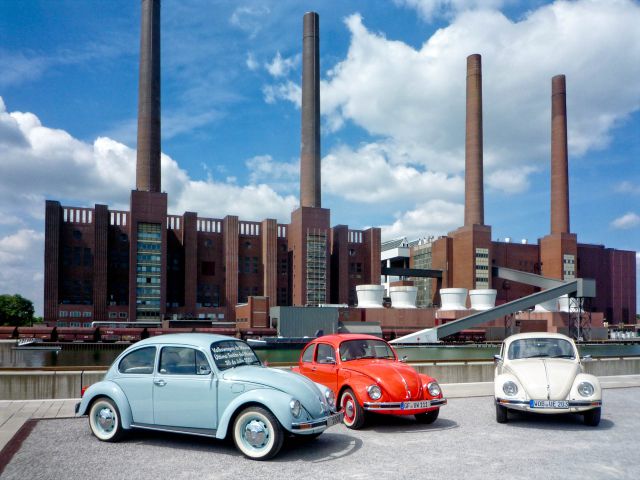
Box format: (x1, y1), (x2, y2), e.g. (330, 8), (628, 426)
(367, 385), (382, 400)
(578, 382), (595, 397)
(290, 399), (301, 418)
(324, 389), (336, 409)
(503, 381), (518, 396)
(427, 382), (441, 397)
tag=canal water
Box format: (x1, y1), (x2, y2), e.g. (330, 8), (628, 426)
(2, 340), (639, 368)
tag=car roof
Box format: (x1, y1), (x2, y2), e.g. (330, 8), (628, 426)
(504, 332), (574, 344)
(133, 333), (239, 349)
(311, 333), (387, 347)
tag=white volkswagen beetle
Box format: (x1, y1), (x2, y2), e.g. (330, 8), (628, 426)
(494, 332), (601, 426)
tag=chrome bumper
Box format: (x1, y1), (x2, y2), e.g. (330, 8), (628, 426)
(291, 411), (343, 431)
(363, 398), (447, 411)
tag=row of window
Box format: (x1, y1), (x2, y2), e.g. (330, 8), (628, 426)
(59, 311), (92, 318)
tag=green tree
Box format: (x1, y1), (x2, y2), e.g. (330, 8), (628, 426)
(0, 294), (35, 326)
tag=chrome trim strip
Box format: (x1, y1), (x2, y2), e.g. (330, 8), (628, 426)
(496, 398), (602, 407)
(130, 423), (217, 438)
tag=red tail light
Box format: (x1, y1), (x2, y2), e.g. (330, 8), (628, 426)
(81, 386), (89, 397)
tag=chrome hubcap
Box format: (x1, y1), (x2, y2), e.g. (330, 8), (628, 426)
(244, 420), (268, 448)
(97, 407), (115, 432)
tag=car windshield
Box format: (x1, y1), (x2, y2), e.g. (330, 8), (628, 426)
(211, 340), (261, 371)
(508, 338), (576, 360)
(339, 339), (396, 361)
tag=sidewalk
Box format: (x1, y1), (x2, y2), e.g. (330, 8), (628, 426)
(2, 374), (639, 452)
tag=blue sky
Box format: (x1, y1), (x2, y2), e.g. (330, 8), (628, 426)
(0, 0), (638, 315)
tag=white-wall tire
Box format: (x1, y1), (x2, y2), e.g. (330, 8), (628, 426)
(232, 407), (284, 460)
(89, 398), (124, 442)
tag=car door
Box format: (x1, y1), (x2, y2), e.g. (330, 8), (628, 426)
(312, 343), (338, 392)
(113, 346), (156, 424)
(153, 345), (217, 429)
(298, 343), (317, 380)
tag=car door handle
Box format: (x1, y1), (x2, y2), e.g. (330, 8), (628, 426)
(154, 379), (167, 387)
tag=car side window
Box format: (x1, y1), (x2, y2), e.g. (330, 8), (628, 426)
(159, 346), (210, 375)
(316, 344), (336, 364)
(118, 346), (156, 374)
(301, 344), (315, 363)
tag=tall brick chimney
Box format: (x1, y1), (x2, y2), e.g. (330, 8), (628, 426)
(464, 54), (484, 226)
(300, 11), (321, 208)
(550, 74), (570, 234)
(136, 0), (161, 193)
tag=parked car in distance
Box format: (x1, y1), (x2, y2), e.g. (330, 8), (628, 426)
(294, 334), (446, 429)
(494, 332), (602, 426)
(76, 333), (342, 460)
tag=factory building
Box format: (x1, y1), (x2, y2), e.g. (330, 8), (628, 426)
(43, 3), (380, 328)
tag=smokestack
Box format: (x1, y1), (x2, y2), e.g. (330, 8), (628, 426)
(550, 74), (570, 234)
(136, 0), (161, 193)
(464, 54), (484, 226)
(300, 12), (321, 208)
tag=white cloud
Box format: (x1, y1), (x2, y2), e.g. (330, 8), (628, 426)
(380, 199), (464, 240)
(322, 142), (463, 203)
(263, 81), (301, 106)
(270, 1), (640, 198)
(611, 212), (640, 230)
(615, 180), (640, 195)
(245, 155), (298, 193)
(266, 51), (300, 77)
(394, 0), (508, 21)
(246, 52), (259, 71)
(229, 5), (271, 38)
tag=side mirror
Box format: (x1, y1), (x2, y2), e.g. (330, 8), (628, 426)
(400, 355), (408, 363)
(493, 354), (503, 363)
(325, 357), (336, 364)
(197, 364), (212, 375)
(581, 354), (592, 362)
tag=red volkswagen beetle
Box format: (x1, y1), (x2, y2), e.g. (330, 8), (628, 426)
(294, 334), (446, 429)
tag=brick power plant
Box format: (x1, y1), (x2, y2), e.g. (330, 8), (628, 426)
(43, 0), (635, 340)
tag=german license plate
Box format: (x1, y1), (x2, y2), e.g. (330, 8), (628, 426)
(530, 400), (569, 409)
(400, 400), (431, 410)
(326, 412), (343, 427)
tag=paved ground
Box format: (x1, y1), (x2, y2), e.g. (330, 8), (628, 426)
(2, 385), (639, 480)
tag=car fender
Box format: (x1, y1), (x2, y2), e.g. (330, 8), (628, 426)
(494, 372), (526, 401)
(76, 380), (134, 429)
(215, 388), (297, 439)
(570, 373), (602, 401)
(338, 374), (372, 406)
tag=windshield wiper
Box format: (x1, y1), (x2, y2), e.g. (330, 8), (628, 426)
(550, 354), (574, 358)
(524, 354), (549, 358)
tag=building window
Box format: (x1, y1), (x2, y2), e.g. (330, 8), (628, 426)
(136, 223), (162, 320)
(82, 311), (92, 318)
(204, 239), (213, 248)
(108, 312), (118, 318)
(59, 311), (69, 317)
(73, 230), (82, 240)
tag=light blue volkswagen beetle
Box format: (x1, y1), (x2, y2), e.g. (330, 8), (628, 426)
(76, 333), (342, 460)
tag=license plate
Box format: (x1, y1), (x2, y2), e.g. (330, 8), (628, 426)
(326, 412), (343, 427)
(400, 400), (431, 410)
(530, 400), (569, 409)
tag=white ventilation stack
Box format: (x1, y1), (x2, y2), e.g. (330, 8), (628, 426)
(439, 288), (468, 310)
(390, 286), (418, 308)
(534, 298), (559, 312)
(356, 285), (384, 308)
(469, 289), (497, 310)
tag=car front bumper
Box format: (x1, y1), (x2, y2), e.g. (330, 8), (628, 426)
(363, 398), (447, 415)
(291, 411), (344, 433)
(496, 397), (602, 413)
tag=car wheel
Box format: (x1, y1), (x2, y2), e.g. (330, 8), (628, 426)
(496, 403), (508, 424)
(233, 406), (284, 460)
(88, 398), (124, 442)
(583, 407), (601, 427)
(415, 409), (439, 424)
(340, 388), (365, 429)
